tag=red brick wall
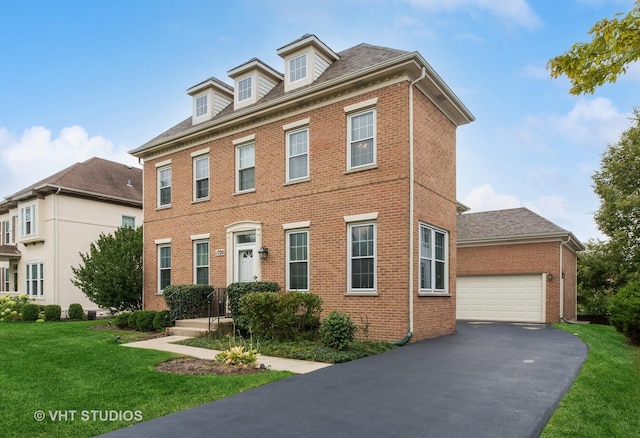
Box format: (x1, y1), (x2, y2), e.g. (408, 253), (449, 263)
(143, 81), (459, 341)
(562, 244), (578, 321)
(458, 241), (574, 323)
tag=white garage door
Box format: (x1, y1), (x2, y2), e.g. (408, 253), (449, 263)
(457, 274), (545, 323)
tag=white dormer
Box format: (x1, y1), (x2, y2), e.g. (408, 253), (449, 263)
(187, 78), (234, 124)
(227, 58), (283, 110)
(277, 34), (340, 92)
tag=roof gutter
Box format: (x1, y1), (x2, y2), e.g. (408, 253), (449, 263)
(32, 184), (142, 208)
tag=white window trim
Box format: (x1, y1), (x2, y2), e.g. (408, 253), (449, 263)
(157, 165), (172, 208)
(193, 240), (210, 285)
(286, 126), (310, 183)
(237, 76), (253, 103)
(419, 223), (449, 294)
(286, 229), (309, 291)
(288, 53), (308, 84)
(2, 266), (9, 292)
(236, 142), (256, 193)
(346, 221), (377, 295)
(346, 108), (377, 171)
(194, 94), (209, 119)
(2, 220), (9, 245)
(157, 244), (171, 294)
(26, 261), (44, 298)
(343, 98), (378, 113)
(193, 155), (210, 201)
(20, 205), (36, 237)
(121, 215), (136, 228)
(283, 220), (311, 230)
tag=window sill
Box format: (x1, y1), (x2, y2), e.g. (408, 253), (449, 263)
(344, 164), (378, 175)
(20, 237), (45, 246)
(192, 198), (210, 204)
(234, 189), (256, 196)
(345, 291), (378, 297)
(418, 292), (451, 297)
(283, 177), (310, 186)
(156, 205), (172, 211)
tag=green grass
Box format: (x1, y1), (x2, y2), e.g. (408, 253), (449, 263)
(177, 336), (397, 363)
(0, 321), (291, 438)
(541, 323), (640, 437)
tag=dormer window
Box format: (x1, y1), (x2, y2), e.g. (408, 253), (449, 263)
(289, 53), (307, 83)
(237, 77), (253, 102)
(195, 95), (208, 118)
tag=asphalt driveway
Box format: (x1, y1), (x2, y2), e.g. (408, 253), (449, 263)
(101, 321), (587, 438)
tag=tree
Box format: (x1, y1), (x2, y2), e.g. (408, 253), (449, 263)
(72, 226), (143, 312)
(547, 1), (640, 94)
(593, 110), (640, 264)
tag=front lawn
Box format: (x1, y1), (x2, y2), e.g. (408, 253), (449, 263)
(0, 321), (291, 438)
(177, 336), (397, 363)
(541, 323), (640, 437)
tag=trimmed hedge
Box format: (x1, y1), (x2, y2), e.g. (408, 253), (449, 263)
(153, 310), (170, 331)
(114, 312), (131, 329)
(239, 291), (322, 341)
(22, 303), (40, 322)
(135, 311), (157, 332)
(163, 284), (214, 321)
(44, 305), (61, 321)
(228, 281), (280, 331)
(67, 303), (84, 320)
(609, 281), (640, 343)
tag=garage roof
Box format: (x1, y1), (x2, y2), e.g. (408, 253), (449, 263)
(457, 207), (584, 251)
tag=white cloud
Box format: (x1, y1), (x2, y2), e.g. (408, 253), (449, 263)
(461, 183), (522, 212)
(0, 125), (138, 196)
(405, 0), (542, 30)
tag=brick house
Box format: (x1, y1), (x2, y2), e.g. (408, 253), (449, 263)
(130, 35), (474, 342)
(457, 208), (584, 324)
(0, 157), (142, 315)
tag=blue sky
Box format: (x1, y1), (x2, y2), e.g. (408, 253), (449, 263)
(1, 0), (637, 242)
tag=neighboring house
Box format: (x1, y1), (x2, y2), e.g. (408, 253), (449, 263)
(0, 157), (142, 315)
(457, 207), (584, 324)
(129, 34), (474, 342)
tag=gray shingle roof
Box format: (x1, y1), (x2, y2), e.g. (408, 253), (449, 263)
(457, 208), (568, 241)
(4, 157), (142, 205)
(138, 42), (410, 150)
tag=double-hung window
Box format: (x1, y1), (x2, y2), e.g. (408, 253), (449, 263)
(348, 222), (376, 293)
(419, 223), (448, 293)
(26, 262), (44, 297)
(236, 143), (255, 192)
(2, 266), (8, 291)
(195, 95), (208, 118)
(121, 215), (136, 228)
(287, 127), (309, 181)
(158, 244), (171, 293)
(21, 205), (36, 237)
(289, 53), (307, 83)
(194, 240), (209, 285)
(193, 155), (210, 200)
(157, 165), (172, 207)
(347, 108), (376, 170)
(238, 77), (252, 102)
(287, 230), (308, 291)
(2, 219), (9, 244)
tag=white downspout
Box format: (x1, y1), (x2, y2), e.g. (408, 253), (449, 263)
(54, 188), (61, 306)
(407, 66), (426, 336)
(559, 236), (571, 320)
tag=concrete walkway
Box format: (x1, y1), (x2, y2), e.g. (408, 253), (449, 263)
(103, 322), (587, 438)
(122, 335), (332, 374)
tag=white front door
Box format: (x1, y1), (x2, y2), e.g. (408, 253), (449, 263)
(234, 231), (256, 282)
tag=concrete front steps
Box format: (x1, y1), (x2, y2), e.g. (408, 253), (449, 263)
(167, 317), (234, 337)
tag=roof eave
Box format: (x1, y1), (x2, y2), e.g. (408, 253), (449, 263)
(458, 232), (585, 252)
(33, 184), (143, 208)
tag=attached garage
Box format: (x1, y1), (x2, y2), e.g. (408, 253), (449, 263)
(457, 274), (545, 323)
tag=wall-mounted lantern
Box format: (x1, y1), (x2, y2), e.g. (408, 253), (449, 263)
(258, 246), (269, 259)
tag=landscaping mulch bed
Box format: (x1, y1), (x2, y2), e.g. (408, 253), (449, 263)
(155, 358), (267, 376)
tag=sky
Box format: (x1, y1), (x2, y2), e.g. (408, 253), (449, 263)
(1, 0), (638, 243)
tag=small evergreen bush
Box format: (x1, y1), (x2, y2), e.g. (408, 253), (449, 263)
(128, 311), (141, 330)
(22, 303), (40, 322)
(44, 305), (62, 321)
(320, 311), (357, 350)
(67, 303), (84, 320)
(114, 312), (131, 329)
(228, 281), (281, 332)
(136, 311), (157, 332)
(609, 281), (640, 343)
(153, 310), (170, 332)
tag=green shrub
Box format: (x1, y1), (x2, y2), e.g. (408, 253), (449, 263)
(22, 303), (40, 322)
(240, 291), (322, 341)
(44, 305), (61, 322)
(228, 281), (280, 331)
(67, 303), (84, 320)
(609, 281), (640, 343)
(163, 284), (214, 321)
(136, 311), (157, 332)
(0, 295), (31, 321)
(128, 311), (141, 330)
(215, 346), (259, 367)
(153, 310), (170, 331)
(320, 311), (357, 350)
(114, 312), (131, 329)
